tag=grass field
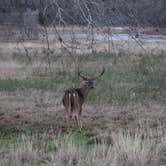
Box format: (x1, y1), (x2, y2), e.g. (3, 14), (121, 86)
(0, 38), (166, 165)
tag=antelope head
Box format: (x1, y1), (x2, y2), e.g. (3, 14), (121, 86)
(78, 67), (105, 96)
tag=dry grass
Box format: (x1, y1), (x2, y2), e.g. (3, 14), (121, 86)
(0, 128), (165, 166)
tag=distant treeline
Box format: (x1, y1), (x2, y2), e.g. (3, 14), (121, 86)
(0, 0), (166, 27)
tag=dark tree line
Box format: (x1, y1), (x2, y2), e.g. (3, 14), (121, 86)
(0, 0), (166, 27)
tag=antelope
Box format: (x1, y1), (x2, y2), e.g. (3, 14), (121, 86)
(62, 68), (105, 131)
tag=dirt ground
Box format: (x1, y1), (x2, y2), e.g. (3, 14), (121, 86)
(0, 90), (165, 134)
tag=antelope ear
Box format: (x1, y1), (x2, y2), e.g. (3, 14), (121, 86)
(78, 71), (89, 81)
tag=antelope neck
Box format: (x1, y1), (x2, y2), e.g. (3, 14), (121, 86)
(80, 84), (91, 98)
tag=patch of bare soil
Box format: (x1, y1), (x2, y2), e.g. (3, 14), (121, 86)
(0, 62), (27, 79)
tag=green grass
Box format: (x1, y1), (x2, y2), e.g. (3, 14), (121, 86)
(87, 58), (166, 104)
(0, 51), (166, 104)
(0, 79), (56, 91)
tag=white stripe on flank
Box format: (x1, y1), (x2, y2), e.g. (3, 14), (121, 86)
(68, 93), (71, 113)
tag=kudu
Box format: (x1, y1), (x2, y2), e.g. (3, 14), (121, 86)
(62, 68), (105, 130)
